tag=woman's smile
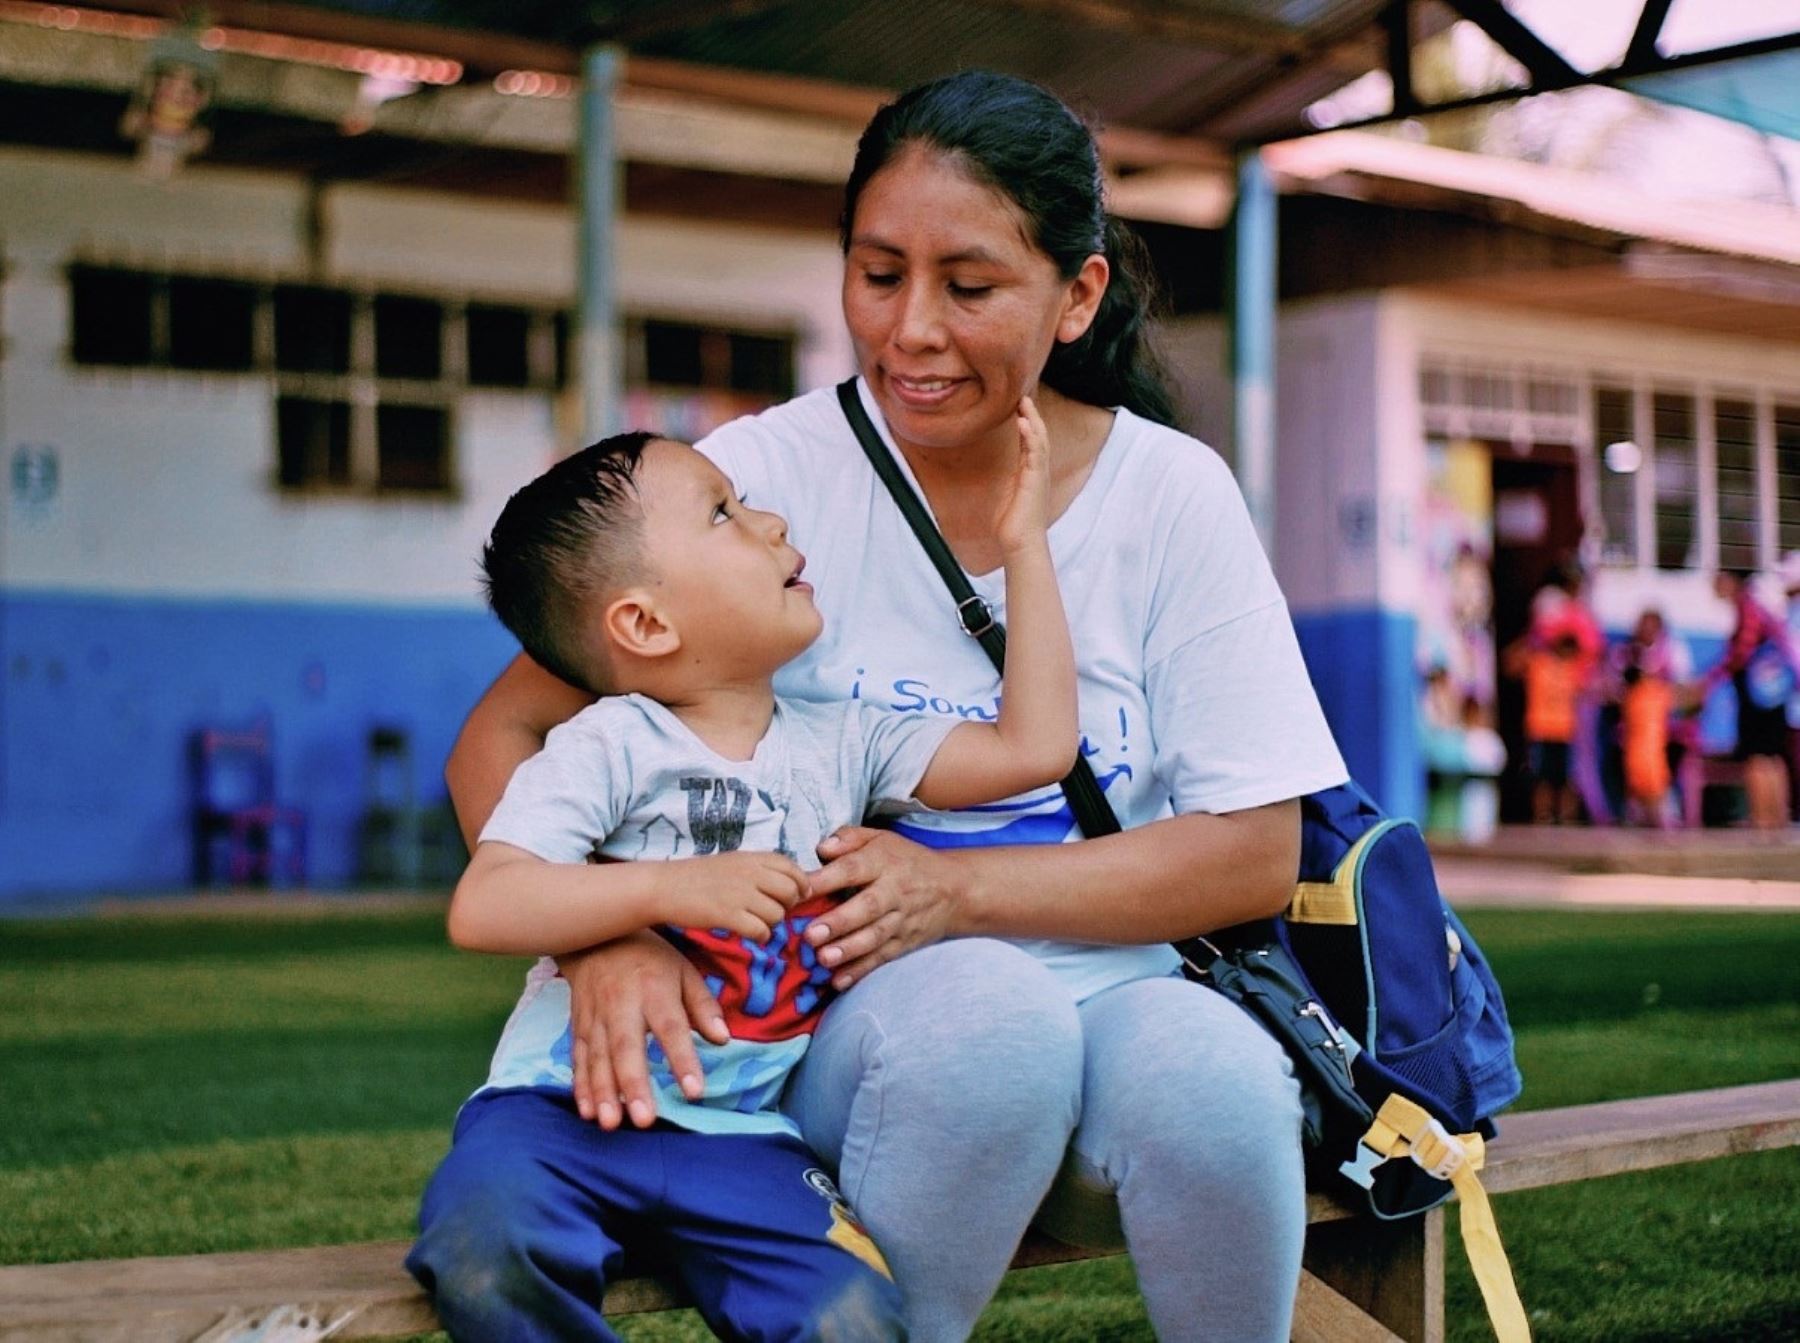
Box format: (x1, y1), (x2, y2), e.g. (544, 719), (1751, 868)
(886, 372), (969, 410)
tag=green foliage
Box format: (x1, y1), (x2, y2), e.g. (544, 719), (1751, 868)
(2, 905), (1795, 1341)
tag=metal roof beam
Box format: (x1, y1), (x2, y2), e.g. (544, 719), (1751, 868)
(99, 0), (579, 73)
(1383, 0), (1416, 117)
(1436, 0), (1580, 88)
(1623, 0), (1676, 73)
(1279, 28), (1800, 140)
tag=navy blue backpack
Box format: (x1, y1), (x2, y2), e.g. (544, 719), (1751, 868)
(1178, 783), (1523, 1217)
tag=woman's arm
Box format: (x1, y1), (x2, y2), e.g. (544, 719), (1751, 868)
(804, 799), (1299, 987)
(445, 653), (594, 848)
(444, 653), (727, 1130)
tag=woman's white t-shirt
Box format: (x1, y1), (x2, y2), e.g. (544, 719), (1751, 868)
(698, 379), (1347, 1003)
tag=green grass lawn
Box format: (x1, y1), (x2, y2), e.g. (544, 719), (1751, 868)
(2, 905), (1795, 1341)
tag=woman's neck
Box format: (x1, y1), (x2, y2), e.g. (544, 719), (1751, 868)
(895, 384), (1090, 487)
(894, 385), (1113, 572)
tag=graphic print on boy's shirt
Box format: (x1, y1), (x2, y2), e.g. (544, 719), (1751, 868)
(475, 693), (955, 1135)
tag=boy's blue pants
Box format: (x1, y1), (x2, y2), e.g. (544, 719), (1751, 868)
(406, 1088), (906, 1342)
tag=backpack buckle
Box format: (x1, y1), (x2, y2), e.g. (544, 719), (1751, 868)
(1339, 1143), (1383, 1190)
(1407, 1117), (1467, 1182)
(957, 595), (996, 638)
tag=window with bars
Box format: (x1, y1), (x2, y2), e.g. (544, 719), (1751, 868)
(69, 268), (569, 498)
(1715, 398), (1760, 571)
(1419, 361), (1582, 445)
(68, 265), (787, 497)
(1779, 402), (1800, 558)
(1651, 391), (1698, 570)
(1594, 386), (1637, 566)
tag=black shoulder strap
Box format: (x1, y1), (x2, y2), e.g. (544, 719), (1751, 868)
(836, 378), (1122, 839)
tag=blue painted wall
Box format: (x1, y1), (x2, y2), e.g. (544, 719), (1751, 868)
(0, 591), (520, 901)
(1292, 605), (1423, 822)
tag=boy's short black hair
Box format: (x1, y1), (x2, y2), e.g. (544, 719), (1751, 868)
(481, 432), (660, 695)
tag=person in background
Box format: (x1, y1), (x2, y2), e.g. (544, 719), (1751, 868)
(1608, 609), (1690, 827)
(1696, 570), (1794, 832)
(1505, 628), (1584, 824)
(1532, 561), (1608, 822)
(1783, 553), (1800, 823)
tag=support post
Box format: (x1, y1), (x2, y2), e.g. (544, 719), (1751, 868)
(1302, 1207), (1445, 1343)
(577, 44), (623, 443)
(1229, 146), (1277, 553)
(1385, 0), (1417, 117)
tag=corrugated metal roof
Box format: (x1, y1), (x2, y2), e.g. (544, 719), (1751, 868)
(102, 0), (1409, 145)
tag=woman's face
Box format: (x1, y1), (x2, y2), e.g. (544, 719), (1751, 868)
(842, 145), (1106, 454)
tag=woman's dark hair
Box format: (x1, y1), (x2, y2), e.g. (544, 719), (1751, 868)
(841, 70), (1178, 428)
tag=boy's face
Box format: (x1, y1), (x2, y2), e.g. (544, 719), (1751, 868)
(633, 439), (823, 671)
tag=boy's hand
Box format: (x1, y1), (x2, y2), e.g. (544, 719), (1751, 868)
(994, 396), (1052, 557)
(661, 852), (807, 941)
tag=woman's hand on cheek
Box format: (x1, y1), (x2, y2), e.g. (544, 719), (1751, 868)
(805, 827), (965, 988)
(558, 931), (728, 1130)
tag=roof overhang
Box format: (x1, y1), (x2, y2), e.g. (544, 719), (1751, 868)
(1269, 130), (1800, 340)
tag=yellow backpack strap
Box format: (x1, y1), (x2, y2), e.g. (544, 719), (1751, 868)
(1362, 1094), (1531, 1343)
(1287, 826), (1381, 926)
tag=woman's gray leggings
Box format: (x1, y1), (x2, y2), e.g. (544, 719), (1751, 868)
(783, 938), (1307, 1342)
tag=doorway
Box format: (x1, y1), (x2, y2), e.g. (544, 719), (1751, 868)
(1490, 446), (1584, 821)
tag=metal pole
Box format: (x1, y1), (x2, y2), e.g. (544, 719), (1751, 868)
(577, 44), (623, 443)
(1229, 146), (1277, 554)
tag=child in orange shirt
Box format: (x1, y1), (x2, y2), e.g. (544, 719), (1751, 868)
(1619, 665), (1674, 826)
(1514, 632), (1583, 823)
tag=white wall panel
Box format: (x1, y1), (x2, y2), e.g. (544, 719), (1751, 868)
(0, 149), (309, 272)
(2, 148), (852, 607)
(1273, 295), (1385, 614)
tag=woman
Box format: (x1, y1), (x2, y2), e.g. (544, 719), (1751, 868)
(443, 71), (1347, 1341)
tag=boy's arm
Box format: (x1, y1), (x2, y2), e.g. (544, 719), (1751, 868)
(449, 842), (808, 955)
(914, 398), (1078, 810)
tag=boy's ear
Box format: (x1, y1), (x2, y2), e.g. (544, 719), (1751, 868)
(602, 590), (681, 660)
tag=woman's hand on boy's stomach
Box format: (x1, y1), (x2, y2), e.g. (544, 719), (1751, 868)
(804, 826), (963, 989)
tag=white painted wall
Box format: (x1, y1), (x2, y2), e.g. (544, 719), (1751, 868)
(1163, 299), (1411, 615)
(1271, 295), (1388, 614)
(0, 147), (851, 607)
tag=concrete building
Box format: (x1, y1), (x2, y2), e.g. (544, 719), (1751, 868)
(3, 9), (1797, 901)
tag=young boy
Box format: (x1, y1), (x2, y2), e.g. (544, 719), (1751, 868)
(407, 402), (1075, 1342)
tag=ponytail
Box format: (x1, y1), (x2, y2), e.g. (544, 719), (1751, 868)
(1042, 216), (1177, 427)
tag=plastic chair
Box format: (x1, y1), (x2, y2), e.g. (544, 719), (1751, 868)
(189, 718), (308, 887)
(358, 725), (421, 885)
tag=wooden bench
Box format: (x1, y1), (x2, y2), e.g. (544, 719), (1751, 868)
(3, 1080), (1796, 1343)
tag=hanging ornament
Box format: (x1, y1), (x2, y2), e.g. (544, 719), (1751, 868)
(119, 20), (218, 179)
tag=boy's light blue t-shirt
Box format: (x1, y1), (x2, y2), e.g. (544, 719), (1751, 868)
(478, 693), (956, 1136)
